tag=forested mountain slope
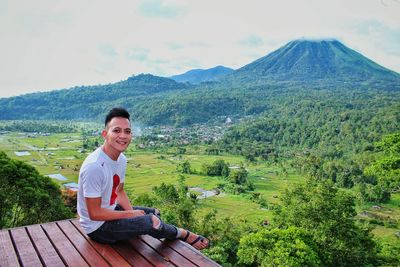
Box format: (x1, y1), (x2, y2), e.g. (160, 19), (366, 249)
(0, 39), (399, 124)
(0, 74), (191, 121)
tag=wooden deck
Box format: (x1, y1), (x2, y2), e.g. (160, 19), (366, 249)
(0, 219), (220, 267)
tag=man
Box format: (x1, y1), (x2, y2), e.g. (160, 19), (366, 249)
(77, 107), (209, 250)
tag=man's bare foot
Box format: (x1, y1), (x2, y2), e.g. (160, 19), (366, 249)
(179, 229), (209, 250)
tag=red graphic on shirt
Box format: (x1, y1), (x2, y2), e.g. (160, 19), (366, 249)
(110, 174), (120, 205)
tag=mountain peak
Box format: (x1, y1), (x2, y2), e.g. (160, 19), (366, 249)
(229, 39), (400, 88)
(292, 38), (339, 43)
(169, 65), (234, 84)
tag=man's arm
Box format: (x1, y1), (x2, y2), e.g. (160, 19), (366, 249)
(115, 183), (133, 211)
(86, 197), (144, 221)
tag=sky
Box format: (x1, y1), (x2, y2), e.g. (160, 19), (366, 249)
(0, 0), (399, 98)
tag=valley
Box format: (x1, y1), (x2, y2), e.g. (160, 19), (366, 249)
(1, 38), (399, 265)
(1, 129), (398, 245)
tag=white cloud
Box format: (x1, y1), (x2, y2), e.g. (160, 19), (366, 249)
(137, 0), (185, 18)
(0, 0), (399, 97)
(239, 35), (264, 47)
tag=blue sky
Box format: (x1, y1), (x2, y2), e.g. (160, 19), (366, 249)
(0, 0), (399, 97)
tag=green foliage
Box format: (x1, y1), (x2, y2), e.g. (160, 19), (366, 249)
(220, 94), (399, 159)
(195, 210), (258, 266)
(365, 133), (400, 194)
(237, 227), (321, 267)
(228, 167), (248, 185)
(176, 160), (192, 174)
(82, 133), (102, 151)
(222, 167), (254, 195)
(0, 120), (99, 133)
(202, 159), (230, 177)
(353, 182), (391, 203)
(205, 146), (220, 155)
(376, 132), (400, 154)
(152, 183), (180, 204)
(132, 192), (156, 207)
(272, 178), (378, 267)
(377, 241), (400, 266)
(250, 193), (268, 208)
(175, 147), (186, 155)
(201, 160), (255, 195)
(133, 176), (196, 228)
(0, 151), (73, 228)
(0, 120), (78, 133)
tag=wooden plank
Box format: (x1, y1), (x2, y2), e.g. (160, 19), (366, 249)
(165, 239), (220, 267)
(141, 235), (196, 266)
(112, 240), (153, 267)
(71, 220), (131, 267)
(26, 224), (65, 267)
(42, 222), (88, 267)
(57, 220), (109, 267)
(10, 227), (42, 267)
(0, 230), (20, 267)
(1, 219), (218, 267)
(128, 238), (174, 267)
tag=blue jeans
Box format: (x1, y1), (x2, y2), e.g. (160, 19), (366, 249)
(88, 205), (178, 244)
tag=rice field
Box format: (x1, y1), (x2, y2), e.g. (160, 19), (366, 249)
(1, 131), (399, 242)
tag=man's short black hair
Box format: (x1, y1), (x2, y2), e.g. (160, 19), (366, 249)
(105, 107), (130, 126)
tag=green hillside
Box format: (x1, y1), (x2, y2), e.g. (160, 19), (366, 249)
(0, 74), (191, 121)
(1, 39), (399, 125)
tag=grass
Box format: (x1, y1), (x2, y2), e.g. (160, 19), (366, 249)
(355, 192), (400, 243)
(370, 193), (400, 243)
(0, 132), (84, 182)
(198, 194), (272, 223)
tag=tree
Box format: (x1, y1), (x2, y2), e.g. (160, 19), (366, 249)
(237, 227), (321, 267)
(176, 160), (192, 174)
(152, 183), (179, 205)
(202, 159), (229, 177)
(272, 178), (378, 267)
(0, 151), (72, 229)
(136, 176), (197, 228)
(196, 210), (257, 266)
(364, 133), (400, 195)
(175, 146), (186, 155)
(228, 167), (248, 185)
(377, 241), (400, 266)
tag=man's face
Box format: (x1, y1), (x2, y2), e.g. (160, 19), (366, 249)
(102, 117), (132, 153)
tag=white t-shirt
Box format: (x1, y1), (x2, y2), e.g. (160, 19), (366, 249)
(77, 147), (127, 234)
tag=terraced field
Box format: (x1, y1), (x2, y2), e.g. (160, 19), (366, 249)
(1, 131), (399, 243)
